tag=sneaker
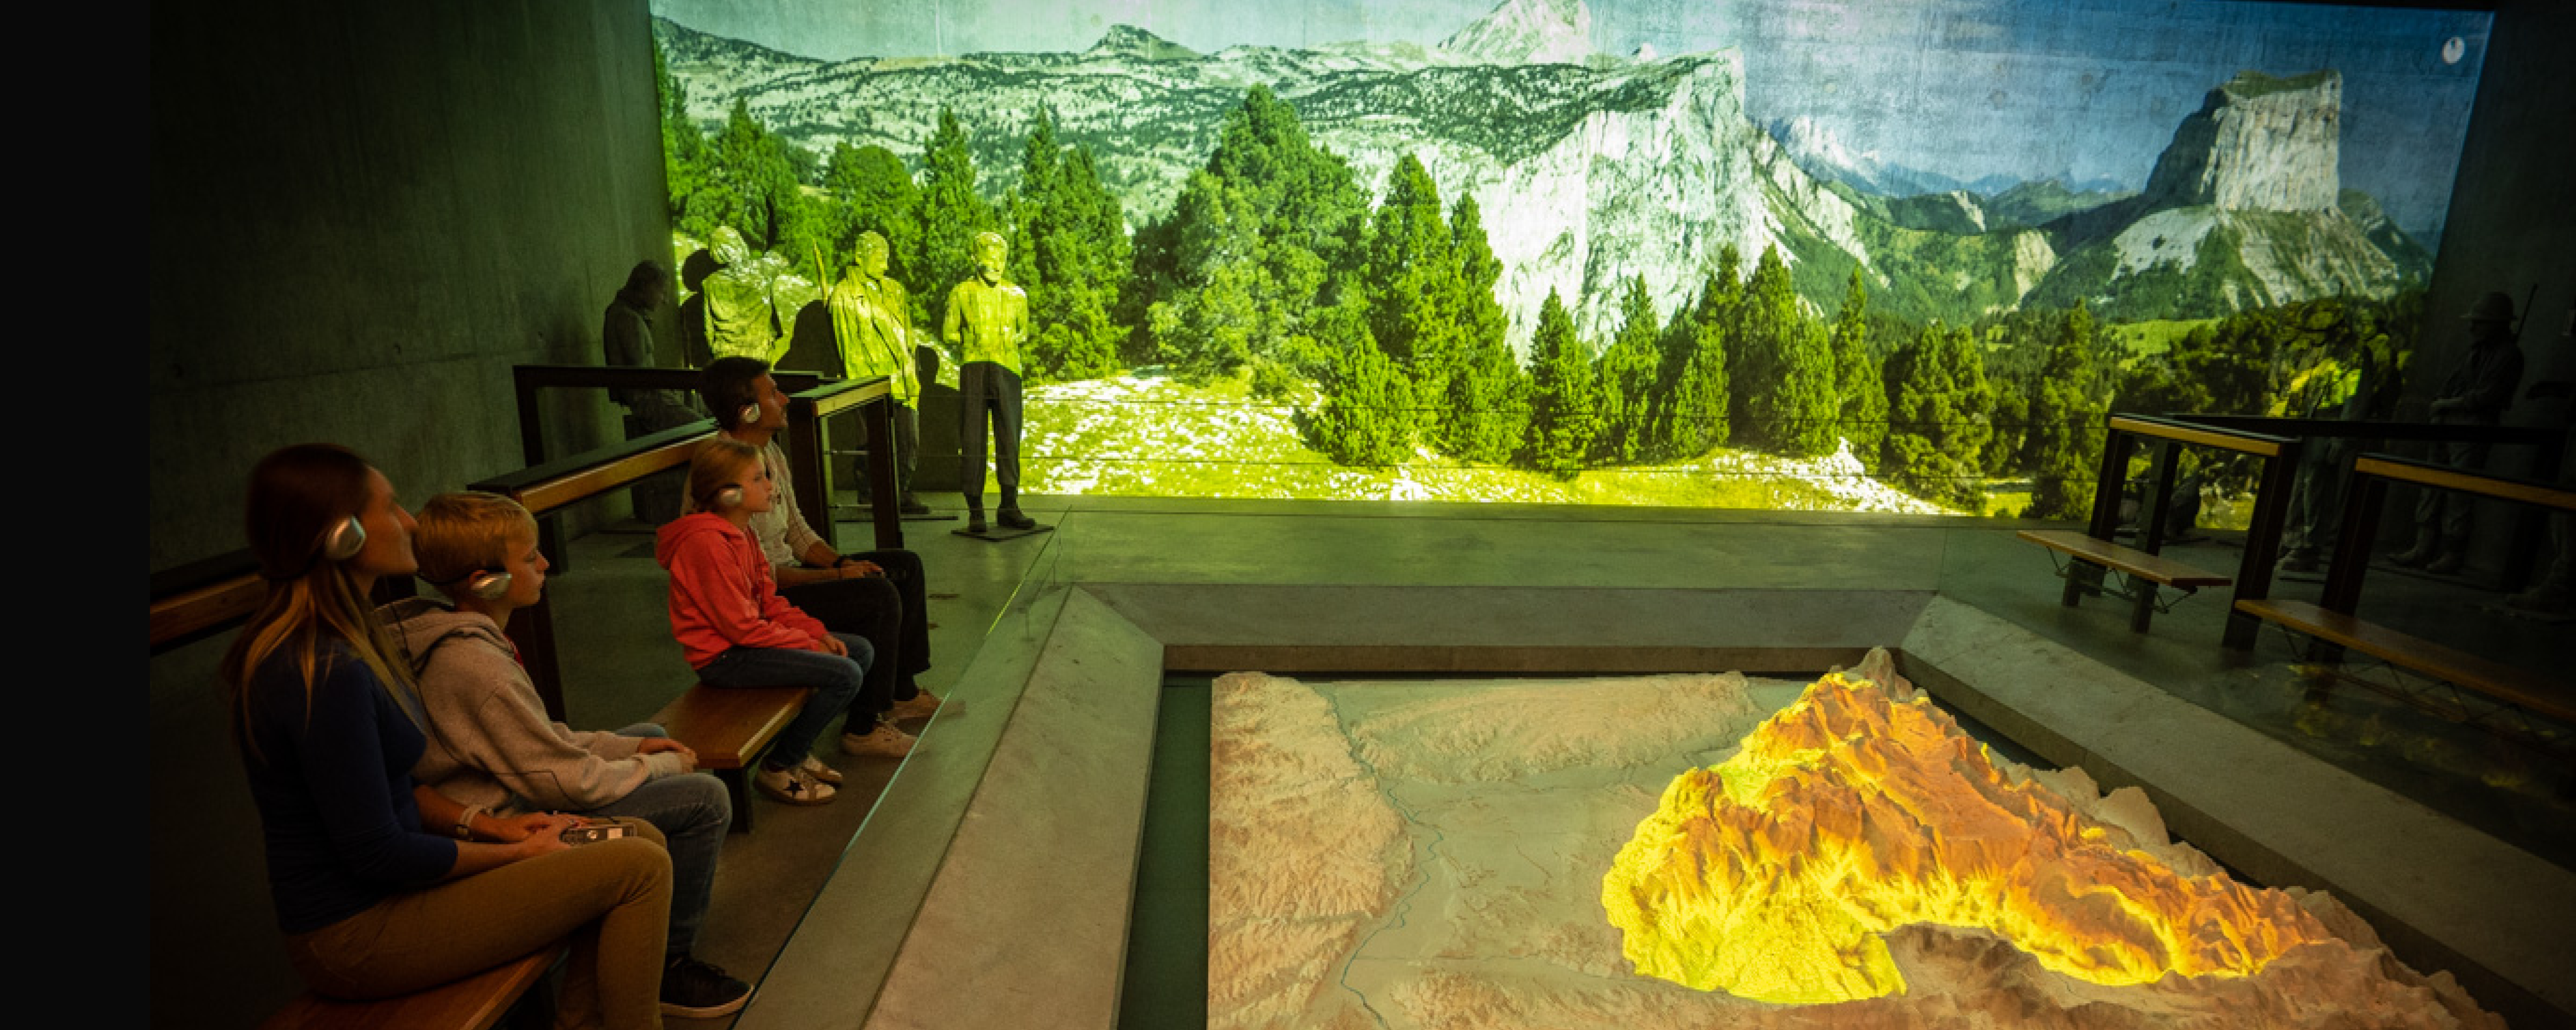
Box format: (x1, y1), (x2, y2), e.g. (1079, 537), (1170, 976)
(2391, 537), (2439, 568)
(798, 755), (845, 786)
(966, 513), (988, 534)
(754, 764), (836, 806)
(660, 955), (752, 1019)
(2277, 553), (2324, 576)
(2424, 551), (2465, 576)
(840, 719), (917, 759)
(997, 508), (1037, 531)
(899, 496), (933, 516)
(889, 689), (944, 721)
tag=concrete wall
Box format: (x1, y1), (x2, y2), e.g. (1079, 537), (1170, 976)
(148, 3), (668, 1027)
(2405, 0), (2575, 569)
(149, 0), (674, 571)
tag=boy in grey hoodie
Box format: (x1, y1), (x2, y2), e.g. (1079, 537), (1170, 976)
(384, 491), (753, 1019)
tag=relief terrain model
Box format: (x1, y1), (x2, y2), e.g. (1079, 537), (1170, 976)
(1209, 652), (2496, 1029)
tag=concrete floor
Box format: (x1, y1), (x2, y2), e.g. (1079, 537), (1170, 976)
(531, 493), (2572, 1028)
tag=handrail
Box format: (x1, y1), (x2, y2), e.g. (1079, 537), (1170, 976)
(149, 377), (902, 698)
(2106, 413), (2289, 458)
(2168, 413), (2556, 447)
(512, 364), (818, 468)
(2352, 455), (2576, 511)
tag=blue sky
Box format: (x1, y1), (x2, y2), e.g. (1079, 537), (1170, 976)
(652, 0), (2488, 233)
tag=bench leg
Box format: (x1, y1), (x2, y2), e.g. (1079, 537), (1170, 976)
(717, 768), (756, 835)
(2222, 610), (2261, 650)
(2062, 561), (2105, 608)
(2128, 576), (2157, 633)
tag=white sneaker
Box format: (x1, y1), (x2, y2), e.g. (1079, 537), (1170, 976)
(840, 720), (917, 759)
(798, 755), (845, 786)
(754, 764), (836, 806)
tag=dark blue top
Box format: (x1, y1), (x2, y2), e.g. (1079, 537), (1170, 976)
(237, 640), (459, 935)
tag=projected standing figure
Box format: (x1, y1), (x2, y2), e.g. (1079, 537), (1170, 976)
(945, 230), (1039, 535)
(828, 231), (930, 516)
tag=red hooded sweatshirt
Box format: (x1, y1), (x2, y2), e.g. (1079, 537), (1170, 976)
(655, 511), (830, 669)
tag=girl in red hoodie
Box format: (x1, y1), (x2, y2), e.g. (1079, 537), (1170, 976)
(656, 438), (867, 805)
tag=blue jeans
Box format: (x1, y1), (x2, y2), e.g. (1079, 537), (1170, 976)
(587, 722), (729, 960)
(694, 634), (870, 772)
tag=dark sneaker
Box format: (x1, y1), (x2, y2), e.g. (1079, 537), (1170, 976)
(966, 512), (989, 534)
(660, 954), (751, 1018)
(898, 496), (933, 516)
(997, 508), (1037, 530)
(2424, 551), (2465, 576)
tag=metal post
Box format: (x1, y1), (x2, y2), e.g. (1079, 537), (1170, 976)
(2069, 422), (2131, 607)
(862, 395), (904, 550)
(2141, 440), (2180, 556)
(2225, 440), (2301, 649)
(786, 401), (835, 552)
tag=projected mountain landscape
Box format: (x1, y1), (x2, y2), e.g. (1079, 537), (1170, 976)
(650, 0), (2482, 515)
(1208, 656), (2500, 1029)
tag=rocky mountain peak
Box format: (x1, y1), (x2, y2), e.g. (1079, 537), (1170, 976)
(1438, 0), (1593, 66)
(1086, 24), (1199, 62)
(2137, 69), (2342, 214)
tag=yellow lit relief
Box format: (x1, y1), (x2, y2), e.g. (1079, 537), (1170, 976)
(1600, 672), (2330, 1005)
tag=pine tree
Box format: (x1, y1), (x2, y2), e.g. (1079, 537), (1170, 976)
(1523, 290), (1599, 474)
(1365, 155), (1456, 374)
(1734, 247), (1837, 456)
(918, 107), (997, 332)
(1438, 192), (1524, 463)
(1666, 310), (1730, 457)
(1136, 86), (1368, 379)
(2026, 303), (2105, 520)
(1829, 268), (1887, 468)
(1881, 322), (1994, 511)
(1592, 276), (1663, 463)
(1311, 304), (1415, 467)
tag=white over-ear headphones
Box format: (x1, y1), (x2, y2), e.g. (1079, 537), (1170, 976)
(438, 569), (512, 601)
(738, 403), (760, 427)
(716, 483), (745, 507)
(319, 515), (367, 562)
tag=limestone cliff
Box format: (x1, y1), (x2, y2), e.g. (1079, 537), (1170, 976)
(1439, 0), (1594, 67)
(2139, 71), (2343, 214)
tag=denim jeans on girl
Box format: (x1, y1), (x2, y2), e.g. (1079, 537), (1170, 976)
(693, 632), (870, 772)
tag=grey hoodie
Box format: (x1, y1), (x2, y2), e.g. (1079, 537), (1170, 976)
(381, 597), (687, 813)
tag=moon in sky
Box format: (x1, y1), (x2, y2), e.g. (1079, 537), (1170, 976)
(2442, 36), (2465, 64)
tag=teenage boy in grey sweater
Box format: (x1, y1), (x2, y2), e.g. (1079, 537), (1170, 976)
(384, 491), (752, 1019)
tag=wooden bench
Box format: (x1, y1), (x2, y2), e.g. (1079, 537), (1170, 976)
(261, 944), (562, 1030)
(651, 685), (815, 833)
(2235, 599), (2576, 727)
(2020, 529), (2234, 632)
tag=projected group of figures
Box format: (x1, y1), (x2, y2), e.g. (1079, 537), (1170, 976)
(648, 0), (2483, 515)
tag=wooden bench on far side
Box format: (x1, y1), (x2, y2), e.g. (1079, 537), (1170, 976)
(652, 685), (814, 834)
(2232, 599), (2576, 727)
(259, 945), (561, 1030)
(2019, 529), (2233, 632)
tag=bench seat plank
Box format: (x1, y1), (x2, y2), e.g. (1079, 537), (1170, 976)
(2019, 530), (2232, 588)
(651, 686), (813, 770)
(260, 946), (558, 1030)
(2235, 599), (2576, 724)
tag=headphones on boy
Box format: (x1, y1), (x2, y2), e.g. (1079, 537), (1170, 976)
(435, 568), (513, 601)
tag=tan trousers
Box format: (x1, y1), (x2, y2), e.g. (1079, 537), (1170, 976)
(284, 818), (673, 1030)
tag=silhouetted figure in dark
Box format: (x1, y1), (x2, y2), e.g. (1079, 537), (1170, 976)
(2393, 291), (2527, 575)
(678, 248), (719, 369)
(603, 260), (701, 523)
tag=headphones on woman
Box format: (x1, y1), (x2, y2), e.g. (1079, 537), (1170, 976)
(270, 514), (367, 582)
(319, 515), (367, 562)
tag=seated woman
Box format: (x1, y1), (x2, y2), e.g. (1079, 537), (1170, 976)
(225, 444), (674, 1030)
(656, 438), (868, 805)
